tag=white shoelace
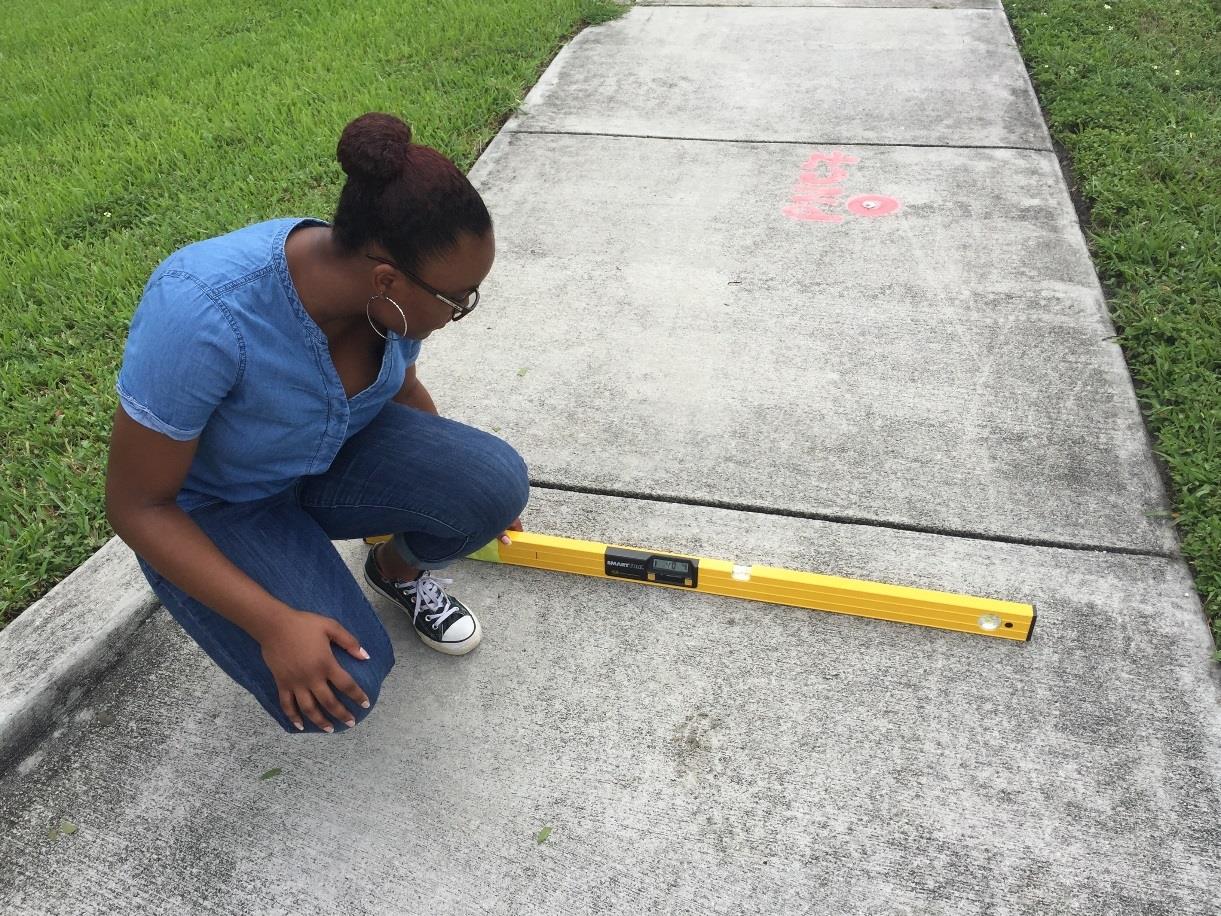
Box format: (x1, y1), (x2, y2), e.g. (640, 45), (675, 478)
(394, 571), (459, 628)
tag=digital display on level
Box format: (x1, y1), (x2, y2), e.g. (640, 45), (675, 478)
(605, 547), (699, 588)
(653, 558), (691, 574)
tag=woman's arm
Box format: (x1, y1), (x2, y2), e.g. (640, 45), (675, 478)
(105, 408), (370, 731)
(392, 363), (437, 414)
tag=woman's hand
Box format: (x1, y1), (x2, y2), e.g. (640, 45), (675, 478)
(258, 608), (372, 732)
(499, 516), (525, 545)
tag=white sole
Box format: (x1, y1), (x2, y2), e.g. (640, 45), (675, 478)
(418, 622), (482, 656)
(363, 571), (483, 656)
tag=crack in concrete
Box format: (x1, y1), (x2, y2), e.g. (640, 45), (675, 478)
(529, 479), (1180, 560)
(506, 127), (1053, 154)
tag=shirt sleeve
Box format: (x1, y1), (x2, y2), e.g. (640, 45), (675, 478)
(115, 271), (244, 441)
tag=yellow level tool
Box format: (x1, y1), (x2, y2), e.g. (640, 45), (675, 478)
(366, 531), (1035, 641)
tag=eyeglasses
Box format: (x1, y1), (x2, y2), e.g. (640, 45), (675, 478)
(365, 254), (480, 322)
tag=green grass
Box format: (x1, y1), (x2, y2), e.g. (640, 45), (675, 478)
(1004, 1), (1220, 650)
(0, 0), (625, 629)
(4, 0), (1216, 649)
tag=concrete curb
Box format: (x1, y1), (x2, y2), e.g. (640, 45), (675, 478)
(0, 537), (158, 772)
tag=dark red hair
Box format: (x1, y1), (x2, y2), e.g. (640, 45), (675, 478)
(332, 112), (492, 272)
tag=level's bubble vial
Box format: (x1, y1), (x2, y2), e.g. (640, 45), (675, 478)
(978, 614), (1002, 631)
(731, 564), (752, 582)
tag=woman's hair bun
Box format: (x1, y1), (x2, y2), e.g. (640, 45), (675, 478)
(336, 113), (413, 183)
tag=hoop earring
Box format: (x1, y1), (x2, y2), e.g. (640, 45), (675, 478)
(366, 293), (409, 340)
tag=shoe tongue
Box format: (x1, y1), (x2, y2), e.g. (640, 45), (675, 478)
(391, 570), (426, 589)
(414, 574), (449, 611)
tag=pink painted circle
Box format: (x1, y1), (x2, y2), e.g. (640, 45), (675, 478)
(846, 195), (900, 218)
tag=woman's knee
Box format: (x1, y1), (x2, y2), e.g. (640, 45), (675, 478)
(336, 606), (395, 710)
(277, 643), (395, 736)
(338, 643), (395, 721)
(471, 433), (530, 529)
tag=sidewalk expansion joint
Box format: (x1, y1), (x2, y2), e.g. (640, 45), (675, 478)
(505, 128), (1053, 154)
(637, 4), (993, 8)
(530, 480), (1179, 561)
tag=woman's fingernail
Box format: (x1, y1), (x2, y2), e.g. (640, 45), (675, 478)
(358, 648), (370, 660)
(323, 725), (334, 734)
(293, 721), (304, 731)
(345, 719), (356, 728)
(361, 700), (371, 709)
(500, 535), (512, 545)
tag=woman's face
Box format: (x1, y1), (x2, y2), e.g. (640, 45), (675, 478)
(372, 230), (496, 341)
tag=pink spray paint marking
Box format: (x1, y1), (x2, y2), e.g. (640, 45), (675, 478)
(784, 150), (901, 224)
(846, 194), (901, 218)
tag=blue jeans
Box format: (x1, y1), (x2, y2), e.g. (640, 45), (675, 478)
(136, 403), (530, 734)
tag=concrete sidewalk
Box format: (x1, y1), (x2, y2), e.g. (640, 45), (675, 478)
(3, 3), (1220, 914)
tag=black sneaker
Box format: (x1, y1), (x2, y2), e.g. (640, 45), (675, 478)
(363, 547), (482, 655)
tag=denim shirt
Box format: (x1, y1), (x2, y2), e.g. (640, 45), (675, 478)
(116, 217), (421, 511)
